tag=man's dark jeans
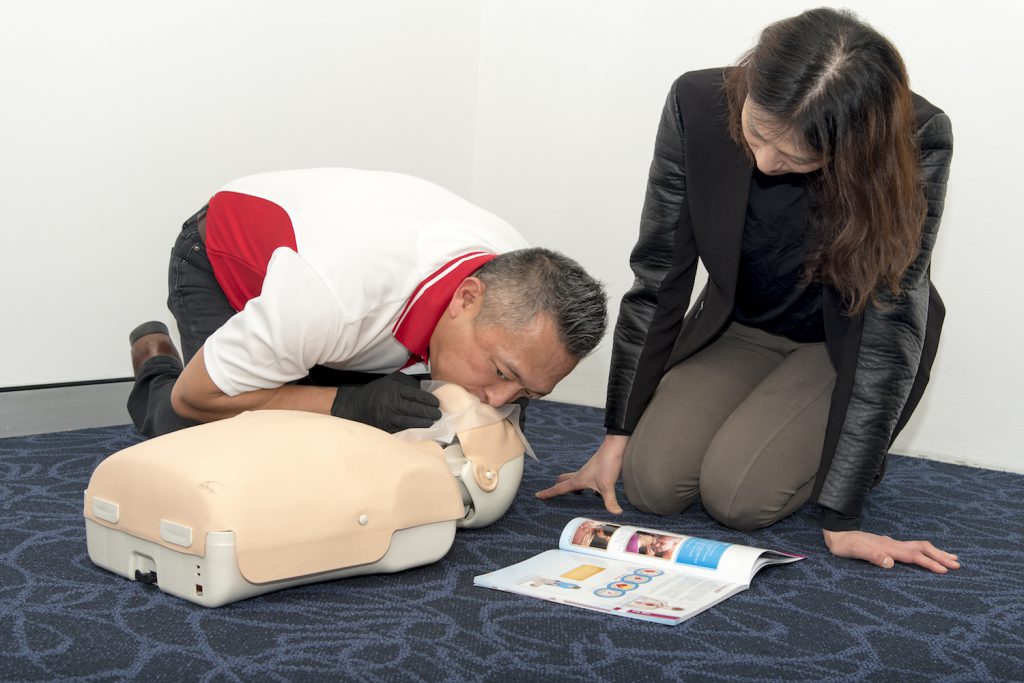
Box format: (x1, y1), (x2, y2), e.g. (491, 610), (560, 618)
(127, 206), (236, 437)
(126, 207), (396, 438)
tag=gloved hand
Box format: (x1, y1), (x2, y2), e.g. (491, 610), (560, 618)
(331, 372), (442, 433)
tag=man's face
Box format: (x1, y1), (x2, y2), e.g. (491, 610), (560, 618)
(429, 280), (577, 407)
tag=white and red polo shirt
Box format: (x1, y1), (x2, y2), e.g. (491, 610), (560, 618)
(200, 168), (529, 397)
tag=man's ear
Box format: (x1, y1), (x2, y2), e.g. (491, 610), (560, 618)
(447, 277), (486, 317)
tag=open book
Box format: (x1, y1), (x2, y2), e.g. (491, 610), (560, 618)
(474, 517), (803, 625)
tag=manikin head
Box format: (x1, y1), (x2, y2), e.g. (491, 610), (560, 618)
(428, 247), (607, 407)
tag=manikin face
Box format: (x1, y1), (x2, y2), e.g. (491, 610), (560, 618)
(428, 278), (577, 407)
(741, 96), (824, 176)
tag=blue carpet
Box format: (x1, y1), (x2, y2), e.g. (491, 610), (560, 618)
(1, 400), (1022, 682)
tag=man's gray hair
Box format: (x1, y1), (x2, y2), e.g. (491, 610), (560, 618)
(474, 248), (608, 359)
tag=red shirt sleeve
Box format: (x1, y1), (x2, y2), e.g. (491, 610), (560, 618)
(204, 191), (298, 311)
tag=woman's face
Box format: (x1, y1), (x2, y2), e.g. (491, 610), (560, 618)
(741, 97), (824, 176)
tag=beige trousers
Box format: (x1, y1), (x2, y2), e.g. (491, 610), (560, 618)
(622, 322), (836, 531)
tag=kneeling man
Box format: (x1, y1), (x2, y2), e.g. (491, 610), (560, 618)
(128, 168), (607, 437)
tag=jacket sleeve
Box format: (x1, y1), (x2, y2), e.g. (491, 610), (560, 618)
(816, 112), (954, 529)
(605, 79), (700, 433)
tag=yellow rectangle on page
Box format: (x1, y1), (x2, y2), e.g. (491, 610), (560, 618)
(561, 564), (604, 581)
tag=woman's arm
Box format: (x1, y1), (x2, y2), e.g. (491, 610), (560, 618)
(816, 112), (957, 571)
(540, 77), (702, 513)
(605, 77), (701, 434)
(816, 112), (954, 526)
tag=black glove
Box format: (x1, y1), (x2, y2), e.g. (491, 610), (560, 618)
(330, 372), (442, 433)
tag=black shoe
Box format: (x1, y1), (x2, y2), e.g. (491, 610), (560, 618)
(128, 321), (181, 375)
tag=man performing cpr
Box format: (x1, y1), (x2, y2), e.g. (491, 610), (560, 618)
(127, 168), (607, 437)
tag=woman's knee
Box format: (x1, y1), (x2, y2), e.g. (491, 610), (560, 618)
(699, 462), (811, 531)
(699, 484), (774, 531)
(622, 454), (699, 516)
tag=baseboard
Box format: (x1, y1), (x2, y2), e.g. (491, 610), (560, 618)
(0, 381), (134, 438)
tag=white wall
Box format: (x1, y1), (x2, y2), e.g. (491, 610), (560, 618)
(472, 0), (1024, 472)
(0, 0), (481, 386)
(4, 1), (1021, 473)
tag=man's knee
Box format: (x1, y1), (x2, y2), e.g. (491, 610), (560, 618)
(126, 355), (194, 438)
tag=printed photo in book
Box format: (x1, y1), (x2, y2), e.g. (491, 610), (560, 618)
(474, 517), (804, 625)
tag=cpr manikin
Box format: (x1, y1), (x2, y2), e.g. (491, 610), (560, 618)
(83, 382), (529, 607)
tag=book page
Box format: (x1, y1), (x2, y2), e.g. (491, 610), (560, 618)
(473, 549), (744, 625)
(556, 518), (802, 586)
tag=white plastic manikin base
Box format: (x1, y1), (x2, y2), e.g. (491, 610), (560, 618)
(84, 517), (455, 607)
(83, 384), (529, 607)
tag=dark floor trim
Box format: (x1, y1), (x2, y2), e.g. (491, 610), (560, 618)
(1, 378), (134, 393)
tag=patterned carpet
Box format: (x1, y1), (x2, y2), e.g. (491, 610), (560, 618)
(1, 400), (1022, 682)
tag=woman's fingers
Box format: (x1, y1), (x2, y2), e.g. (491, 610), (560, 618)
(823, 530), (960, 574)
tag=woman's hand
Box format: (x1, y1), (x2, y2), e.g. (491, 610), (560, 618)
(823, 529), (961, 573)
(535, 434), (628, 514)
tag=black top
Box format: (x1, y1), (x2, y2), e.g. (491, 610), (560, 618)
(733, 169), (825, 343)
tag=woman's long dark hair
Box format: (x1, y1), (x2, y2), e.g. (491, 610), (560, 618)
(724, 8), (926, 315)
